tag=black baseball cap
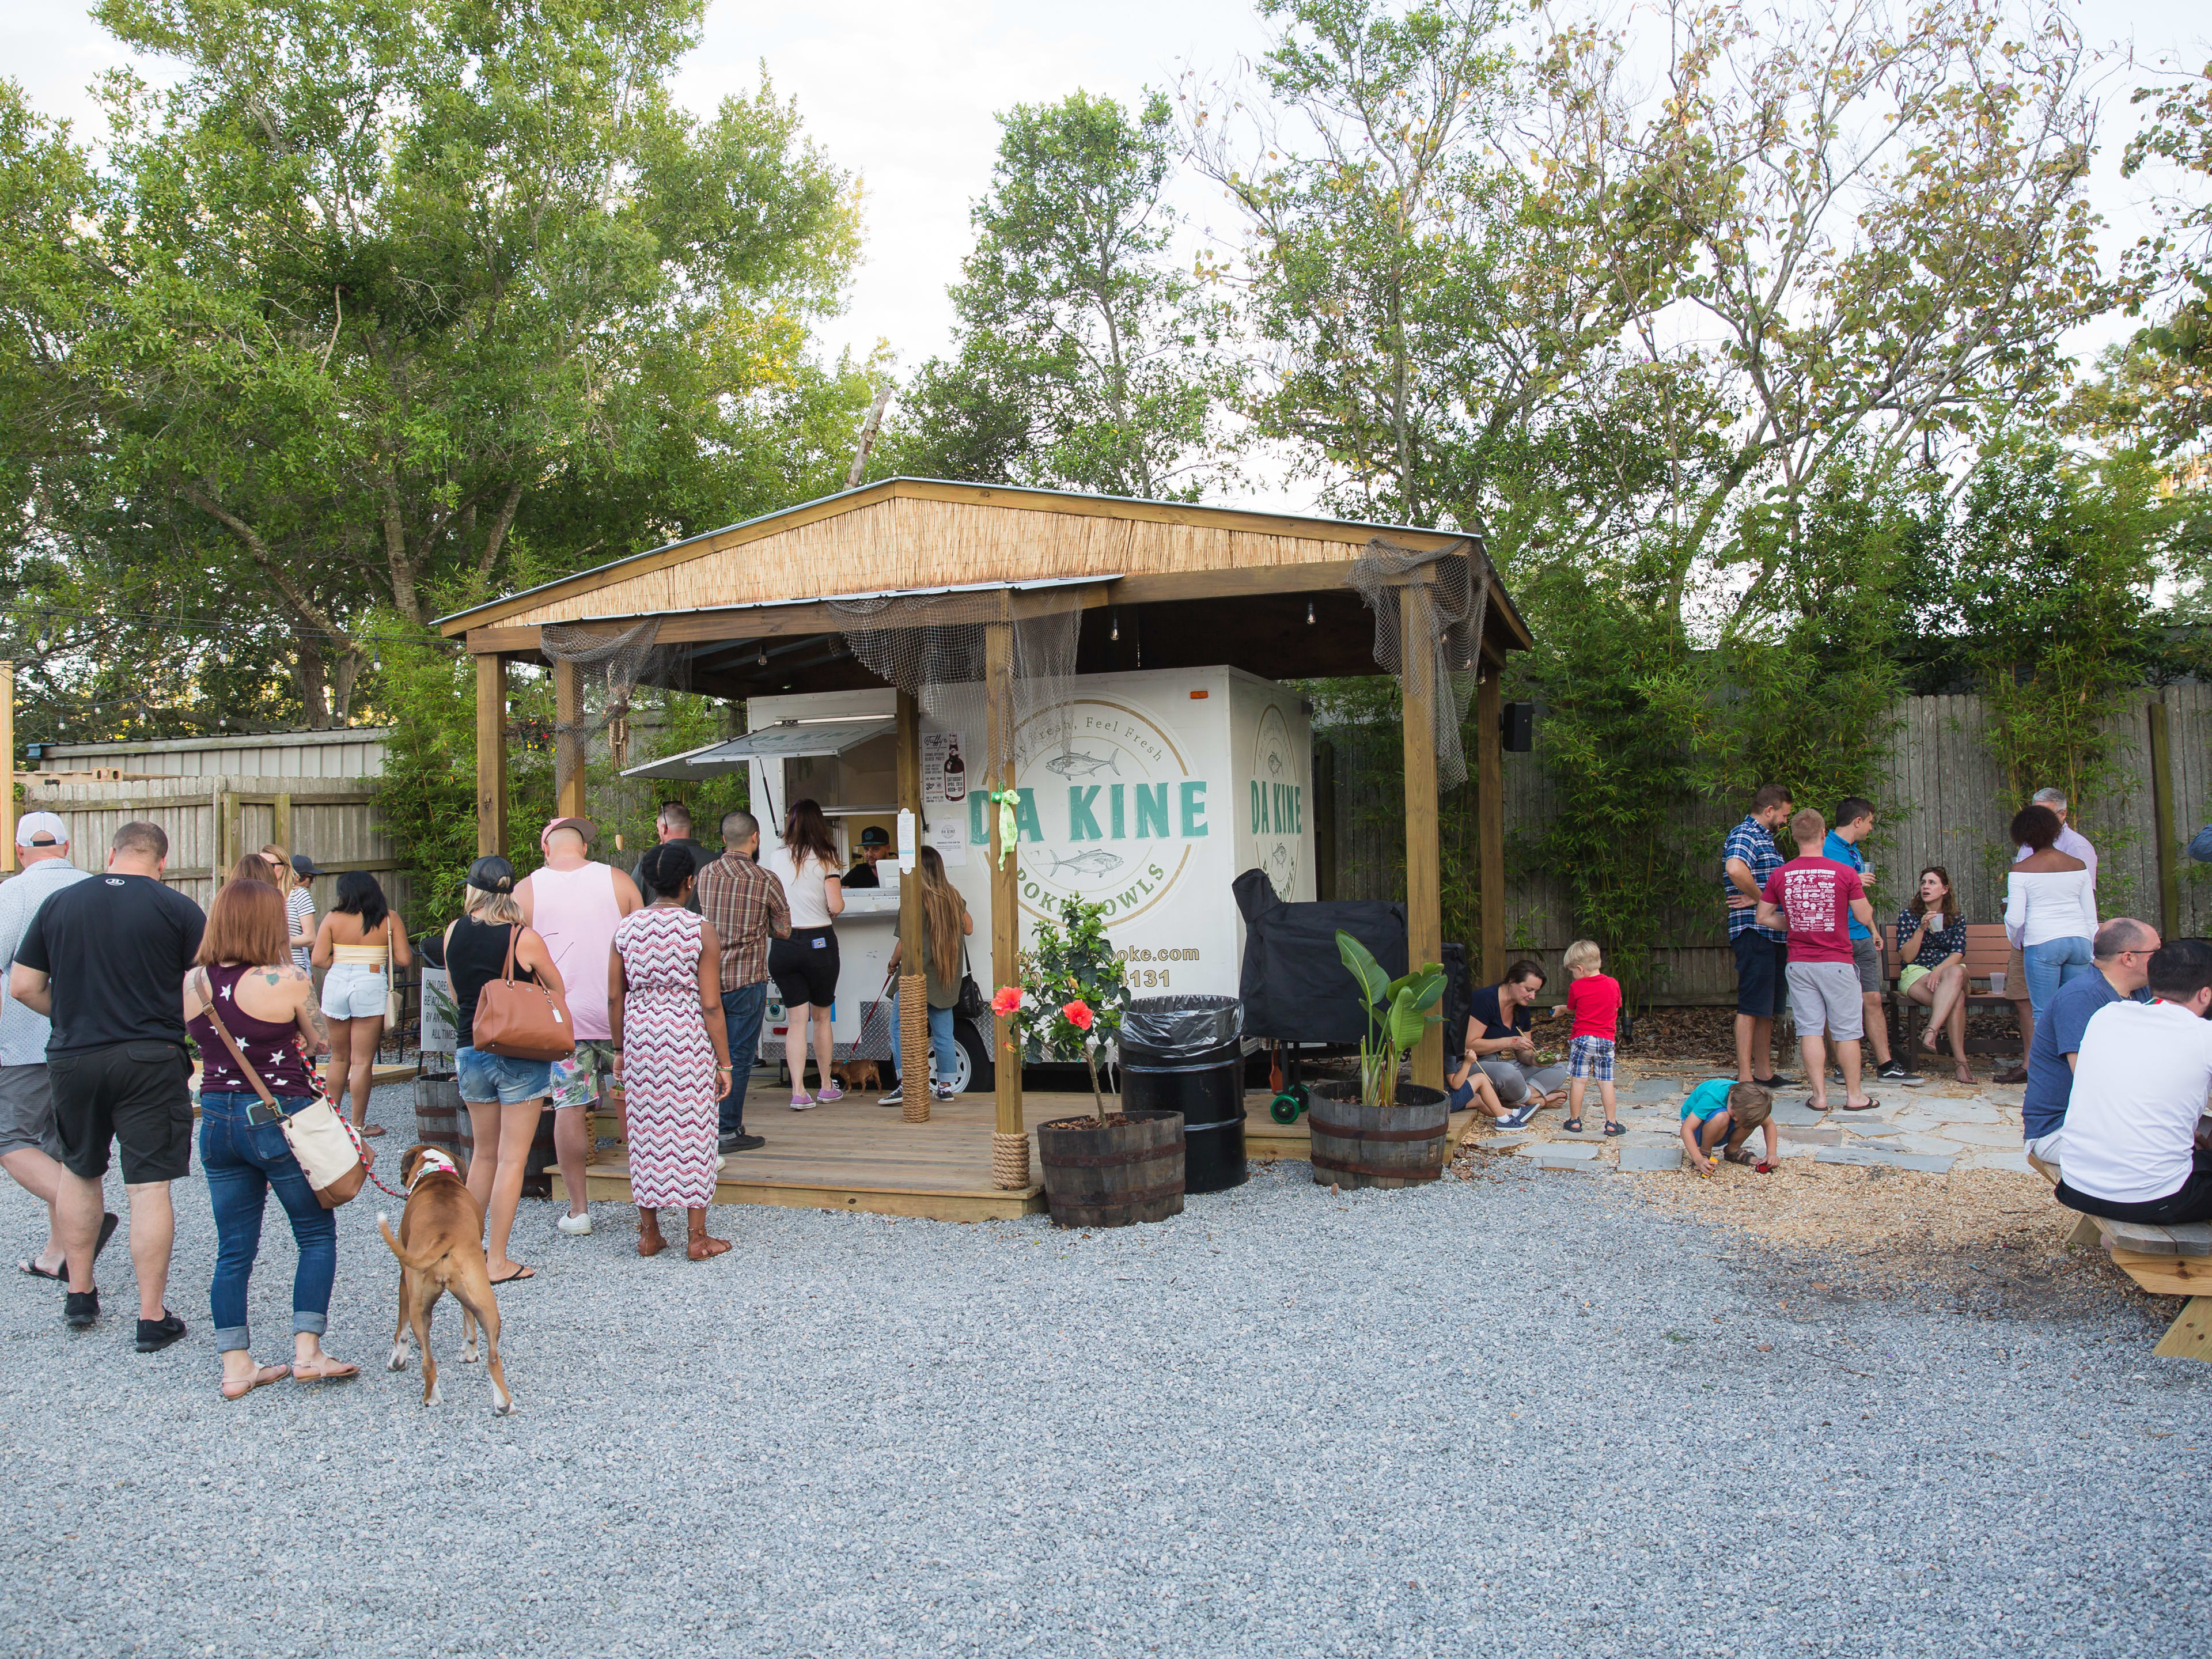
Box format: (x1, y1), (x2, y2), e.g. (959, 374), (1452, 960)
(858, 825), (890, 847)
(467, 854), (517, 894)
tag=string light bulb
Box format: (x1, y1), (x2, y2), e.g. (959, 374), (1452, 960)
(1306, 601), (1316, 625)
(1110, 610), (1119, 642)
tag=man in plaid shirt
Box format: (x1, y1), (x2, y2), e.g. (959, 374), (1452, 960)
(696, 809), (790, 1154)
(1724, 783), (1795, 1087)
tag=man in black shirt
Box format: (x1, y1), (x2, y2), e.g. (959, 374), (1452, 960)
(843, 825), (890, 889)
(9, 820), (205, 1348)
(632, 801), (710, 913)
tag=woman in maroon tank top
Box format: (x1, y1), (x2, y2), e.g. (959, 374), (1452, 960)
(183, 877), (359, 1398)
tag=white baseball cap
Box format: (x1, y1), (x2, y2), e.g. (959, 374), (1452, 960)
(15, 810), (68, 848)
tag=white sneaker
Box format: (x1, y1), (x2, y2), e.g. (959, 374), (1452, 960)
(556, 1211), (592, 1236)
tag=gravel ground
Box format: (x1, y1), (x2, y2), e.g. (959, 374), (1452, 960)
(3, 1082), (2207, 1658)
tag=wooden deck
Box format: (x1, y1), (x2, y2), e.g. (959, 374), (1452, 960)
(582, 1090), (1483, 1223)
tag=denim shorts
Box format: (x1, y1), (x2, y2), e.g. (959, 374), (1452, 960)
(320, 960), (389, 1020)
(456, 1046), (553, 1105)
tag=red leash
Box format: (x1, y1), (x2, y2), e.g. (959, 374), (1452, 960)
(305, 1051), (408, 1199)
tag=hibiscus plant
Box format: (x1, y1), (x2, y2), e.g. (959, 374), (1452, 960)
(994, 896), (1130, 1124)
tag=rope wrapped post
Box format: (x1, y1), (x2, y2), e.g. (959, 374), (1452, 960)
(991, 1130), (1031, 1191)
(898, 974), (931, 1123)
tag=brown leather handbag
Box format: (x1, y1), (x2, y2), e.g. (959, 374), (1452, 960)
(469, 923), (576, 1062)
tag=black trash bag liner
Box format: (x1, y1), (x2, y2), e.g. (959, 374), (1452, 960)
(1233, 868), (1408, 1044)
(1120, 994), (1244, 1067)
(416, 931), (447, 970)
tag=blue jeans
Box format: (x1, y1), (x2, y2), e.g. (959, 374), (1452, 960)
(2022, 935), (2093, 1021)
(719, 982), (768, 1135)
(891, 1005), (957, 1088)
(198, 1091), (337, 1355)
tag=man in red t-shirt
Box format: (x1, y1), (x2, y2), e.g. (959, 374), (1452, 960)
(1756, 808), (1878, 1112)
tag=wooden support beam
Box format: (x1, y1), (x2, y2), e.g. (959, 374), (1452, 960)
(271, 792), (293, 861)
(2149, 695), (2180, 940)
(1476, 669), (1505, 984)
(985, 617), (1027, 1184)
(1399, 582), (1444, 1090)
(552, 653), (586, 823)
(475, 654), (508, 858)
(895, 689), (930, 1122)
(2154, 1297), (2212, 1363)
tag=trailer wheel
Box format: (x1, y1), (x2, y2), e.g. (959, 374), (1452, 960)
(950, 1018), (994, 1094)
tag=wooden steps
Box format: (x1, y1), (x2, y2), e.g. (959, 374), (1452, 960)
(582, 1091), (1485, 1222)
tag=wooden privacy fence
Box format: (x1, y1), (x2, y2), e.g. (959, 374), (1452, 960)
(1321, 685), (2212, 1003)
(2, 772), (422, 1050)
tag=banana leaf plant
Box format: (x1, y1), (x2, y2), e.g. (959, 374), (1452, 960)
(1335, 931), (1447, 1108)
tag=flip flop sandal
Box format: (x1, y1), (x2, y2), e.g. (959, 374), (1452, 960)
(355, 1123), (387, 1137)
(292, 1361), (361, 1383)
(1841, 1097), (1883, 1112)
(489, 1264), (536, 1285)
(17, 1259), (65, 1282)
(19, 1211), (119, 1281)
(1562, 1118), (1584, 1134)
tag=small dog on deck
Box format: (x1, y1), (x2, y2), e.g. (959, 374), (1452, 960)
(833, 1058), (881, 1094)
(378, 1144), (514, 1415)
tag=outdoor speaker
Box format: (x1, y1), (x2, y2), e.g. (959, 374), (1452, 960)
(1501, 701), (1536, 752)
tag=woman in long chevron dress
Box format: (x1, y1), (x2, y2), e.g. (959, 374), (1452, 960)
(609, 845), (734, 1260)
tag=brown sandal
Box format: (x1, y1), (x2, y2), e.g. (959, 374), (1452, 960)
(687, 1235), (732, 1262)
(221, 1362), (291, 1400)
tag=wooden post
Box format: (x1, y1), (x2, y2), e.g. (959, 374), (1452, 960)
(1399, 582), (1444, 1090)
(985, 616), (1028, 1186)
(1, 660), (13, 874)
(895, 688), (930, 1122)
(2148, 695), (2180, 941)
(272, 791), (293, 861)
(1476, 666), (1505, 984)
(552, 654), (587, 824)
(221, 786), (243, 874)
(475, 654), (508, 858)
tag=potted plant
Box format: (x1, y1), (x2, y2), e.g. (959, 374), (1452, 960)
(1306, 931), (1453, 1188)
(999, 897), (1183, 1228)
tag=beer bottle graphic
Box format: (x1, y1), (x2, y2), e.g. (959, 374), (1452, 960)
(941, 735), (965, 800)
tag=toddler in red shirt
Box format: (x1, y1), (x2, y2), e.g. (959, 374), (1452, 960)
(1555, 938), (1623, 1134)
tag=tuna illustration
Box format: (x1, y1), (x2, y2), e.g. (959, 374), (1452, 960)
(1267, 752), (1284, 775)
(1044, 748), (1120, 778)
(1047, 848), (1125, 878)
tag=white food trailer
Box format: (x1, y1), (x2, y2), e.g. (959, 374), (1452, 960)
(634, 666), (1316, 1092)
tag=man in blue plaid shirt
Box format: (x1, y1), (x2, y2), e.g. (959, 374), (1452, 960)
(1724, 784), (1794, 1086)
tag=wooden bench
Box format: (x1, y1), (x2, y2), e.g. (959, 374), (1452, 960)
(1883, 923), (2022, 1059)
(2031, 1151), (2212, 1361)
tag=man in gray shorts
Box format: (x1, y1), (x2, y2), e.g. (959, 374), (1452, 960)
(1757, 807), (1880, 1113)
(0, 813), (99, 1279)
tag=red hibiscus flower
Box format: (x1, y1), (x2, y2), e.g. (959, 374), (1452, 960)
(991, 985), (1023, 1017)
(1061, 1000), (1094, 1031)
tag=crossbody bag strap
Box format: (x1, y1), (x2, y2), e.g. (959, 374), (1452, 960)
(502, 919), (520, 987)
(195, 967), (279, 1110)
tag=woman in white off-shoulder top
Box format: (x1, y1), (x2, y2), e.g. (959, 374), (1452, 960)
(2005, 803), (2097, 1022)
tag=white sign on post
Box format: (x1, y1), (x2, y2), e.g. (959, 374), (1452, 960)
(921, 730), (969, 806)
(927, 810), (967, 868)
(896, 808), (918, 874)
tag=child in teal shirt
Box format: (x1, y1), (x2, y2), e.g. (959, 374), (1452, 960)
(1680, 1078), (1777, 1176)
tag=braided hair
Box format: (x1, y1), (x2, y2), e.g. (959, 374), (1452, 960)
(638, 841), (699, 903)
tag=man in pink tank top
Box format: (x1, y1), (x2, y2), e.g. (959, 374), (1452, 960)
(518, 817), (641, 1236)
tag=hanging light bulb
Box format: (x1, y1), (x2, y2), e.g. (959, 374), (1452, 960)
(1109, 609), (1119, 642)
(1306, 600), (1316, 625)
(756, 644), (769, 667)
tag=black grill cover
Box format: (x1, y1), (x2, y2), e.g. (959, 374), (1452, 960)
(1233, 869), (1409, 1043)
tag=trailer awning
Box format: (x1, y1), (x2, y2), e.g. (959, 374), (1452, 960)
(619, 717), (894, 780)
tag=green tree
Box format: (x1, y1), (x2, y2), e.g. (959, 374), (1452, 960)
(7, 0), (869, 726)
(896, 90), (1239, 499)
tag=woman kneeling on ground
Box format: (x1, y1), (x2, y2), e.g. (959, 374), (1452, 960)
(183, 876), (359, 1397)
(612, 844), (734, 1261)
(1467, 958), (1569, 1113)
(1897, 867), (1972, 1085)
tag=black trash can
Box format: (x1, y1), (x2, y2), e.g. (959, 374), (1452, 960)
(1119, 995), (1246, 1194)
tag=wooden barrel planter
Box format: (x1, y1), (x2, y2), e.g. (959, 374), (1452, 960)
(413, 1074), (559, 1196)
(1307, 1082), (1450, 1189)
(1037, 1109), (1186, 1229)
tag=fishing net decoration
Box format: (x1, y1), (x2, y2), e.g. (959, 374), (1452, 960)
(539, 620), (681, 833)
(824, 586), (1086, 775)
(1347, 536), (1494, 791)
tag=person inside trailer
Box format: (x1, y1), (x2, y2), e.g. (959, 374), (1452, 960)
(842, 824), (891, 889)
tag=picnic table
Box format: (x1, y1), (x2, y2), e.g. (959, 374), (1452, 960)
(2031, 1149), (2212, 1362)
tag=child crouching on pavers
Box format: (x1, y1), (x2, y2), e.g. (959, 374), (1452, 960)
(1679, 1079), (1777, 1177)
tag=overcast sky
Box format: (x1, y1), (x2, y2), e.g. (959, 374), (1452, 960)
(10, 0), (2209, 513)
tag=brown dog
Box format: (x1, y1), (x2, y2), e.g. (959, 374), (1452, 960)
(378, 1144), (514, 1415)
(834, 1058), (881, 1093)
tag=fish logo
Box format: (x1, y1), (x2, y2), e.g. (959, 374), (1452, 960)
(1047, 848), (1125, 878)
(1267, 752), (1284, 775)
(1044, 749), (1120, 778)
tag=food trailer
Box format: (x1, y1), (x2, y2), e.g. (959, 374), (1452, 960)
(638, 667), (1316, 1090)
